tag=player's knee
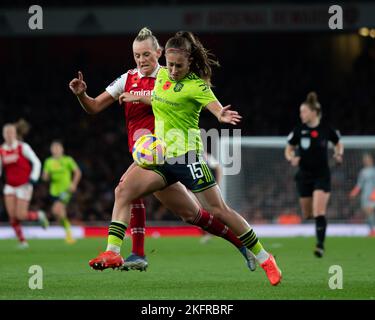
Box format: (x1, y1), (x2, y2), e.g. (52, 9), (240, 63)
(114, 184), (133, 204)
(209, 204), (230, 221)
(15, 211), (26, 220)
(178, 210), (196, 223)
(52, 202), (61, 213)
(114, 183), (126, 198)
(54, 207), (65, 218)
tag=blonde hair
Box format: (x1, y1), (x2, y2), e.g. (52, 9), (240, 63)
(134, 27), (162, 51)
(304, 91), (322, 119)
(3, 123), (15, 130)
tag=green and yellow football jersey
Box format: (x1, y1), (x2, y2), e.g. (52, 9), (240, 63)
(152, 67), (218, 158)
(43, 156), (78, 196)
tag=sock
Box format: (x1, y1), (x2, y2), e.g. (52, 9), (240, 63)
(106, 221), (127, 254)
(10, 218), (26, 243)
(367, 214), (375, 232)
(239, 229), (269, 264)
(130, 199), (146, 257)
(191, 209), (243, 248)
(60, 217), (72, 237)
(315, 215), (327, 248)
(27, 211), (38, 221)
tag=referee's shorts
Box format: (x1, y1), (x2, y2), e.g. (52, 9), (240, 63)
(295, 170), (331, 197)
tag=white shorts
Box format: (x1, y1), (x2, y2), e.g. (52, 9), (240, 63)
(3, 183), (33, 201)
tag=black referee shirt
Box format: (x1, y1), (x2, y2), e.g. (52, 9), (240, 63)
(287, 122), (341, 174)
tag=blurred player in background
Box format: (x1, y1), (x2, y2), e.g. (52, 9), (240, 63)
(0, 122), (48, 248)
(285, 92), (344, 258)
(42, 141), (82, 244)
(14, 118), (31, 141)
(87, 30), (281, 286)
(69, 27), (256, 273)
(349, 153), (375, 237)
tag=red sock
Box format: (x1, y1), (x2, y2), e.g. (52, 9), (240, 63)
(10, 218), (26, 242)
(130, 198), (146, 257)
(27, 211), (38, 221)
(192, 209), (243, 248)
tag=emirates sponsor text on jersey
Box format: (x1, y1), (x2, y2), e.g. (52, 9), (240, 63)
(129, 89), (153, 96)
(2, 153), (19, 164)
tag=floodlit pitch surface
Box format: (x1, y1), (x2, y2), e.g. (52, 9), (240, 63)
(0, 237), (374, 299)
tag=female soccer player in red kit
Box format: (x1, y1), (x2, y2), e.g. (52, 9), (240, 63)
(69, 27), (256, 272)
(0, 123), (49, 248)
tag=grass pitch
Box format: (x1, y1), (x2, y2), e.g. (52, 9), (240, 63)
(0, 236), (374, 300)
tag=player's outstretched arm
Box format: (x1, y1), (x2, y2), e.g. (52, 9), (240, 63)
(205, 101), (242, 125)
(69, 71), (115, 114)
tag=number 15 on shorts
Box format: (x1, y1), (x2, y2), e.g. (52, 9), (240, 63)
(187, 162), (204, 180)
(187, 161), (214, 183)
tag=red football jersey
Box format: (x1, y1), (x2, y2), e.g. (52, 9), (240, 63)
(124, 69), (155, 152)
(106, 66), (159, 153)
(0, 142), (32, 187)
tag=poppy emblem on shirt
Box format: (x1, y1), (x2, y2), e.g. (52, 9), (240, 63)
(131, 76), (139, 84)
(311, 130), (319, 138)
(163, 81), (172, 90)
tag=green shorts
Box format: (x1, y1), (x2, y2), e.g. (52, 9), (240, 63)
(152, 151), (217, 193)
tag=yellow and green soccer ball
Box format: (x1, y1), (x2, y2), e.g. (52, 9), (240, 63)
(132, 134), (166, 168)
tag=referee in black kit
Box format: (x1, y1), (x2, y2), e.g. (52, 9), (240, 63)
(285, 92), (344, 258)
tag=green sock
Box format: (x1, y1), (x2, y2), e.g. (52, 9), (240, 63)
(106, 221), (127, 254)
(60, 217), (72, 236)
(239, 229), (269, 263)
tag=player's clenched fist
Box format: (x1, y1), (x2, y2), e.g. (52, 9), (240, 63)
(69, 71), (87, 96)
(118, 92), (140, 104)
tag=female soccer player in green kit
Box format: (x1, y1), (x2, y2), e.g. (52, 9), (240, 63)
(89, 31), (282, 286)
(70, 28), (257, 273)
(42, 141), (82, 244)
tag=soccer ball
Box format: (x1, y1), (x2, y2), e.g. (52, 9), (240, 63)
(132, 134), (166, 168)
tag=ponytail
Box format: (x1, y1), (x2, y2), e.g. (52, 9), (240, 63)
(304, 91), (322, 119)
(165, 31), (219, 86)
(14, 118), (30, 140)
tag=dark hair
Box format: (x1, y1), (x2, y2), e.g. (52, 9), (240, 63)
(14, 118), (30, 140)
(51, 140), (64, 147)
(165, 31), (220, 86)
(304, 91), (322, 119)
(134, 27), (162, 51)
